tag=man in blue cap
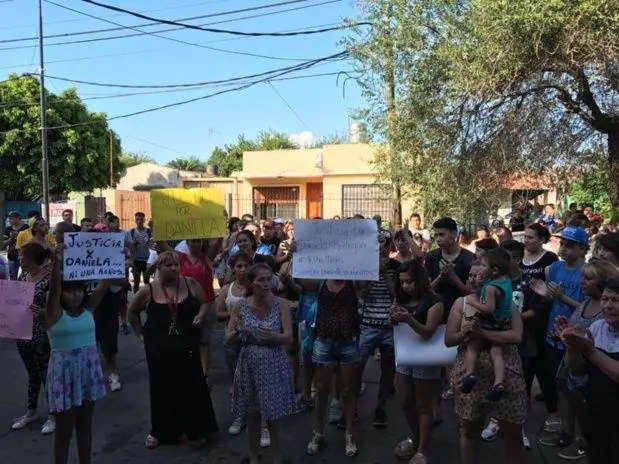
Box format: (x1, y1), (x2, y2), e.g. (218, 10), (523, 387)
(531, 226), (588, 451)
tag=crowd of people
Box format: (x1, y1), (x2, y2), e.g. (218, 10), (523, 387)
(1, 202), (619, 464)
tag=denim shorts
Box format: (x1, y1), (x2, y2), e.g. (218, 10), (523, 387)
(358, 325), (395, 359)
(312, 337), (360, 365)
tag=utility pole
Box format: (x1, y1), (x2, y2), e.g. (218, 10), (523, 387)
(109, 131), (114, 187)
(384, 7), (402, 228)
(38, 0), (50, 222)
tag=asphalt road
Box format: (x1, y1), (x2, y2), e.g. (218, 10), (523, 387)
(0, 326), (564, 464)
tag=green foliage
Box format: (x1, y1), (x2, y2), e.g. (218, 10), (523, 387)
(347, 0), (619, 222)
(207, 131), (297, 177)
(569, 151), (613, 222)
(0, 74), (122, 199)
(166, 156), (207, 172)
(119, 151), (153, 169)
(308, 132), (348, 148)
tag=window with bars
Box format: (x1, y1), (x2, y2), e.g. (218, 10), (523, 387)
(341, 184), (392, 219)
(252, 186), (300, 220)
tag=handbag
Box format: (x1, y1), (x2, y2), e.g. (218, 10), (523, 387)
(301, 280), (325, 356)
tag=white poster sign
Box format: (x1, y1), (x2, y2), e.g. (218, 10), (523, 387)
(292, 219), (379, 281)
(43, 201), (76, 228)
(394, 324), (458, 367)
(63, 232), (126, 281)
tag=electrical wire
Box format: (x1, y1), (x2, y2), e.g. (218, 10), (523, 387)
(39, 52), (348, 89)
(81, 0), (369, 37)
(4, 0), (235, 31)
(44, 0), (339, 62)
(0, 0), (331, 44)
(267, 81), (311, 130)
(0, 70), (355, 108)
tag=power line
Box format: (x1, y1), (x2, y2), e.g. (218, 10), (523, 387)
(0, 65), (356, 128)
(4, 0), (234, 31)
(40, 52), (348, 89)
(81, 0), (369, 37)
(0, 0), (331, 44)
(267, 81), (311, 130)
(0, 5), (348, 52)
(0, 70), (355, 108)
(44, 0), (339, 62)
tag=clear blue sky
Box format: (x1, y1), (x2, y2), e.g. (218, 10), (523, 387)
(0, 0), (363, 164)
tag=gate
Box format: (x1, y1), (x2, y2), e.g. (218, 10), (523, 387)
(115, 190), (151, 230)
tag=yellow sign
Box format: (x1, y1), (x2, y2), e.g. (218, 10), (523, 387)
(150, 188), (226, 240)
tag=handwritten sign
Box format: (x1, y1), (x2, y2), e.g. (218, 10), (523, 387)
(150, 188), (226, 241)
(0, 280), (35, 340)
(63, 232), (126, 281)
(292, 219), (379, 281)
(43, 201), (76, 228)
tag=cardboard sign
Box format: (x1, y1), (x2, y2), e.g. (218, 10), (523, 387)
(292, 219), (379, 281)
(150, 188), (226, 241)
(0, 280), (35, 340)
(394, 324), (457, 367)
(43, 201), (76, 228)
(63, 232), (126, 281)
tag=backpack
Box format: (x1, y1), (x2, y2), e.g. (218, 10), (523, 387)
(301, 280), (326, 356)
(130, 227), (152, 242)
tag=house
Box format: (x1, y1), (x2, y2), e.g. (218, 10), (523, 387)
(116, 162), (215, 190)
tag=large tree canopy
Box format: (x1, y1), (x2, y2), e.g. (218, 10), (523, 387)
(207, 131), (297, 177)
(0, 74), (122, 199)
(347, 0), (619, 222)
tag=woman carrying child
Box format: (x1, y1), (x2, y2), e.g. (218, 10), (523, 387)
(460, 248), (514, 401)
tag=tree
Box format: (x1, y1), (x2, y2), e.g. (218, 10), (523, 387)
(568, 149), (613, 222)
(166, 156), (207, 172)
(347, 0), (619, 222)
(0, 74), (122, 199)
(308, 132), (347, 148)
(119, 151), (153, 169)
(207, 131), (298, 177)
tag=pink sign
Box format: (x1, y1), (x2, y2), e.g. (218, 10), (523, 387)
(0, 280), (35, 340)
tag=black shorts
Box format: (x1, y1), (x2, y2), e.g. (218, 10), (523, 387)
(94, 289), (121, 358)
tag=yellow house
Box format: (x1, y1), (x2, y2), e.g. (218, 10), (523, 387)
(225, 143), (413, 221)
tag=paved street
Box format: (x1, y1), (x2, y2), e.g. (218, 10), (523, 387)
(0, 327), (563, 464)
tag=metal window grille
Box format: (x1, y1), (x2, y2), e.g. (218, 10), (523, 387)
(341, 184), (392, 218)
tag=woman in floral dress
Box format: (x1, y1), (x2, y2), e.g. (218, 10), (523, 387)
(226, 263), (296, 464)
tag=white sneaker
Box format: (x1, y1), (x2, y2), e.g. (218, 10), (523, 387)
(12, 413), (38, 430)
(109, 374), (122, 392)
(41, 417), (56, 435)
(522, 430), (531, 450)
(328, 400), (342, 424)
(307, 431), (324, 455)
(227, 416), (245, 436)
(481, 418), (500, 441)
(260, 427), (271, 448)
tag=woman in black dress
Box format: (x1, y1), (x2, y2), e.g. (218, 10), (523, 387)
(128, 251), (218, 449)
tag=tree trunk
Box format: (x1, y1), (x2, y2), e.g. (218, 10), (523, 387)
(609, 128), (619, 222)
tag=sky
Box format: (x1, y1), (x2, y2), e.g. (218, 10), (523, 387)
(0, 0), (364, 165)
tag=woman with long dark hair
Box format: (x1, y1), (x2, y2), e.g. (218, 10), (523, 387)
(12, 242), (55, 435)
(128, 251), (218, 449)
(390, 260), (444, 463)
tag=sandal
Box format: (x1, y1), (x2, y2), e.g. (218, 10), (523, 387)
(485, 383), (506, 402)
(460, 373), (478, 394)
(394, 437), (417, 461)
(145, 435), (158, 449)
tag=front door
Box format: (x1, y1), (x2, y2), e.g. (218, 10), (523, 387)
(306, 183), (323, 218)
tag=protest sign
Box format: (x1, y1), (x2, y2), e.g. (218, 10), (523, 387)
(0, 280), (35, 340)
(42, 201), (76, 228)
(150, 188), (226, 241)
(63, 232), (126, 281)
(292, 219), (379, 281)
(394, 324), (457, 367)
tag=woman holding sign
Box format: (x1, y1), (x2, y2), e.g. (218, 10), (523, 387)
(128, 251), (218, 450)
(12, 242), (55, 435)
(389, 260), (444, 464)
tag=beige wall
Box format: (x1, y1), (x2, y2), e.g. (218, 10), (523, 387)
(117, 163), (181, 190)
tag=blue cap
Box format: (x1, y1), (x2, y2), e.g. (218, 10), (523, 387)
(553, 226), (588, 245)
